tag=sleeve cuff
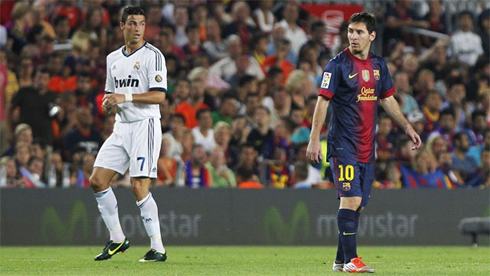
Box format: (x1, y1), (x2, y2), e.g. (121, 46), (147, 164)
(380, 87), (395, 99)
(318, 88), (334, 99)
(150, 87), (167, 93)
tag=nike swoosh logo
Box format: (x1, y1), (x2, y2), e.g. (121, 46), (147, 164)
(108, 241), (125, 255)
(343, 231), (356, 236)
(348, 73), (358, 79)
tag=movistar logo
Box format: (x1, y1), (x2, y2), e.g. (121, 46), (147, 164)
(114, 75), (139, 88)
(41, 200), (88, 244)
(264, 201), (310, 244)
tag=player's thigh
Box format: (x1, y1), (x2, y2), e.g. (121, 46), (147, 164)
(329, 156), (362, 198)
(129, 118), (162, 178)
(94, 123), (130, 175)
(359, 162), (375, 207)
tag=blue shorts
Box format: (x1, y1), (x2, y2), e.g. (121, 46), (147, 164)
(328, 156), (374, 207)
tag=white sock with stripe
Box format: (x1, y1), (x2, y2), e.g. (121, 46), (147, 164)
(94, 187), (125, 243)
(137, 192), (165, 253)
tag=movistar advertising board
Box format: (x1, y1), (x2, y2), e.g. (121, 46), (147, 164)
(0, 189), (488, 246)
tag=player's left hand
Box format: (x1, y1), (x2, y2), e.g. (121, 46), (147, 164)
(102, 93), (124, 108)
(406, 128), (422, 150)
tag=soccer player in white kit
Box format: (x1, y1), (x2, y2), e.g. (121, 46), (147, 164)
(90, 6), (167, 262)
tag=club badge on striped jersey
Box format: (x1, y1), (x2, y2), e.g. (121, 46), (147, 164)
(362, 70), (370, 82)
(320, 72), (332, 89)
(373, 70), (380, 80)
(134, 61), (140, 70)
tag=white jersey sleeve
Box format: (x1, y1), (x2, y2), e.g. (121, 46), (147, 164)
(144, 43), (167, 92)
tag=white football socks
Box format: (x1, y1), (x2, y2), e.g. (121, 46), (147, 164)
(94, 187), (125, 243)
(137, 192), (165, 253)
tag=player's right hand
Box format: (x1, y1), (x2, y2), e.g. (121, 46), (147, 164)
(306, 140), (322, 164)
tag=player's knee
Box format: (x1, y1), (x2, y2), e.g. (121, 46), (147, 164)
(89, 174), (106, 191)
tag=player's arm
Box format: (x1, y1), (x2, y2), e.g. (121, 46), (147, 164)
(102, 91), (166, 108)
(380, 95), (422, 150)
(307, 96), (330, 163)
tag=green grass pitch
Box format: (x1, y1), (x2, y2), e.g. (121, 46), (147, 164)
(1, 246), (489, 275)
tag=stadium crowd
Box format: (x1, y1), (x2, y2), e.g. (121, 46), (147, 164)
(0, 0), (488, 189)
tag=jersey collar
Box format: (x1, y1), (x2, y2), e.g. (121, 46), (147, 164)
(122, 41), (147, 57)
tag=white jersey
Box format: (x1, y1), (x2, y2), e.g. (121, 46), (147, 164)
(105, 42), (167, 123)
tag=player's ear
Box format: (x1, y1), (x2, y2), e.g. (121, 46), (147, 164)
(119, 21), (124, 30)
(369, 31), (376, 42)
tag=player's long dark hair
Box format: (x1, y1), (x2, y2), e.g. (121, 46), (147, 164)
(348, 12), (376, 34)
(121, 6), (146, 23)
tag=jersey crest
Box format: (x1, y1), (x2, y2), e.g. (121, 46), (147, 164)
(362, 70), (370, 82)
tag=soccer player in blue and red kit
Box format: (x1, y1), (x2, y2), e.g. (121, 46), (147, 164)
(307, 12), (422, 273)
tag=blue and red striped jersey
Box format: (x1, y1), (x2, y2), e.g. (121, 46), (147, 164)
(319, 48), (395, 163)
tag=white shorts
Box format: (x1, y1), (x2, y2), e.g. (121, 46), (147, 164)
(94, 118), (161, 178)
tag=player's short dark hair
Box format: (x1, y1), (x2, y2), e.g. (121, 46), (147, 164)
(121, 6), (146, 23)
(348, 11), (377, 34)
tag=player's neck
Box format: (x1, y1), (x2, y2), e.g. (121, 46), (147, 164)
(124, 41), (145, 54)
(348, 46), (370, 60)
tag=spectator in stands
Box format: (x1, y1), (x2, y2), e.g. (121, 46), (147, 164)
(247, 106), (274, 160)
(289, 108), (310, 145)
(243, 92), (260, 127)
(252, 0), (275, 35)
(477, 9), (490, 58)
(449, 11), (484, 67)
(182, 22), (205, 67)
(291, 161), (310, 189)
(63, 106), (103, 162)
(9, 67), (58, 146)
(277, 2), (307, 58)
(235, 142), (259, 176)
(185, 144), (211, 188)
(159, 24), (186, 65)
(3, 123), (33, 157)
(421, 0), (446, 48)
(229, 115), (250, 148)
(262, 38), (295, 84)
(262, 147), (292, 188)
(191, 109), (216, 152)
(269, 86), (291, 128)
(202, 17), (227, 63)
(426, 134), (448, 160)
(412, 69), (436, 105)
(17, 56), (34, 88)
(393, 70), (418, 115)
(421, 90), (443, 135)
(294, 143), (324, 186)
(468, 128), (490, 167)
(442, 77), (472, 132)
(451, 132), (479, 183)
(222, 1), (257, 52)
(22, 155), (46, 188)
(205, 146), (236, 188)
(236, 165), (263, 189)
(383, 0), (429, 55)
(376, 113), (397, 164)
(52, 15), (71, 52)
(175, 78), (210, 129)
(0, 156), (21, 187)
(156, 136), (178, 187)
(73, 152), (95, 188)
(395, 136), (417, 169)
(412, 148), (438, 175)
(173, 5), (190, 47)
(77, 5), (107, 53)
(211, 94), (237, 126)
(428, 108), (457, 150)
(302, 20), (330, 65)
(286, 69), (315, 110)
(250, 33), (268, 69)
(6, 2), (34, 55)
(407, 109), (427, 142)
(466, 146), (490, 187)
(266, 23), (296, 65)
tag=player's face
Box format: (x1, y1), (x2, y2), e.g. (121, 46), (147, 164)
(347, 22), (375, 56)
(121, 15), (146, 46)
